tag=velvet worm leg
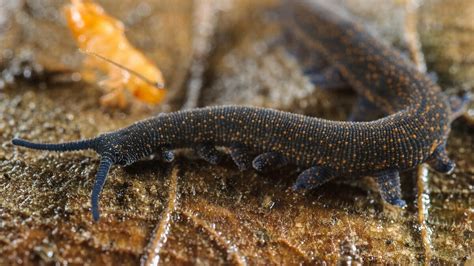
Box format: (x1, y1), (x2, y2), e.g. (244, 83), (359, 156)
(252, 152), (288, 172)
(195, 143), (221, 165)
(229, 143), (252, 171)
(427, 144), (455, 174)
(293, 166), (333, 190)
(374, 170), (406, 207)
(349, 96), (383, 122)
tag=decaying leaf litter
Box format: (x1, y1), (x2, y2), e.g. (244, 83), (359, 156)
(0, 0), (473, 264)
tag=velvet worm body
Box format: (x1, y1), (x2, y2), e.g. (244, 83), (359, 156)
(13, 0), (471, 220)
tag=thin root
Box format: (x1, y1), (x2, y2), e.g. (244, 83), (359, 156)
(416, 165), (433, 265)
(140, 165), (180, 266)
(181, 209), (247, 266)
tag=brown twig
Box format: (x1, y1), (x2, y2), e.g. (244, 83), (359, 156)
(181, 0), (231, 109)
(416, 166), (433, 265)
(402, 0), (427, 73)
(274, 238), (311, 263)
(401, 1), (434, 263)
(181, 209), (247, 265)
(140, 166), (180, 266)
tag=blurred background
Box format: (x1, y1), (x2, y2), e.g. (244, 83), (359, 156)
(0, 0), (472, 264)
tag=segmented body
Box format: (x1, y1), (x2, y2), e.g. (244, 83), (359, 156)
(282, 0), (453, 171)
(14, 0), (469, 220)
(104, 105), (437, 176)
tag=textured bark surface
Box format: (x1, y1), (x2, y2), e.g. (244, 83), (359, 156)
(0, 0), (472, 264)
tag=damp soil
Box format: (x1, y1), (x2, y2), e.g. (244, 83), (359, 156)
(0, 0), (473, 265)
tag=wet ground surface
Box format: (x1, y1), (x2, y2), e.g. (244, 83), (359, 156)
(0, 0), (473, 264)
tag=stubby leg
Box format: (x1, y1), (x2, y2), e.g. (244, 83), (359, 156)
(304, 66), (348, 90)
(427, 144), (455, 174)
(195, 143), (221, 165)
(293, 166), (333, 190)
(374, 170), (406, 207)
(449, 92), (472, 121)
(252, 152), (288, 172)
(157, 145), (174, 162)
(349, 96), (383, 122)
(229, 143), (252, 171)
(283, 30), (328, 72)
